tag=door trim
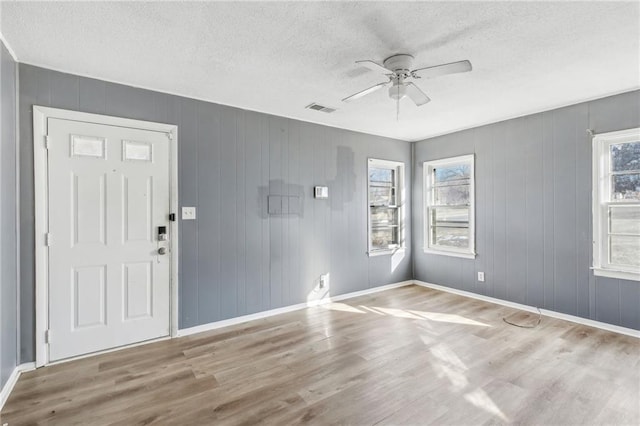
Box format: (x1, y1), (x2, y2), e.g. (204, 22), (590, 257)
(33, 106), (179, 367)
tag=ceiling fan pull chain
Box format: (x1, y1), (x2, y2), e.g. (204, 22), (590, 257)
(396, 86), (400, 121)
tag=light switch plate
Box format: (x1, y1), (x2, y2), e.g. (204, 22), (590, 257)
(182, 207), (196, 220)
(314, 186), (328, 199)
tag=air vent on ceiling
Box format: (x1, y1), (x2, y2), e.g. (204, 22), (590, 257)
(305, 103), (336, 113)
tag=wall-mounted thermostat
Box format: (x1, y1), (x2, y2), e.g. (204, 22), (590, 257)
(314, 186), (328, 199)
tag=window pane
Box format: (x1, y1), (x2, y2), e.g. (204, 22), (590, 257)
(434, 164), (471, 183)
(370, 187), (395, 206)
(611, 142), (640, 172)
(610, 206), (640, 235)
(611, 173), (640, 200)
(371, 228), (398, 249)
(371, 207), (397, 227)
(435, 185), (470, 206)
(433, 227), (470, 248)
(432, 207), (469, 226)
(610, 235), (640, 267)
(369, 167), (394, 184)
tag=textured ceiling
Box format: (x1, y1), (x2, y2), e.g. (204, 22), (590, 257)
(2, 1), (639, 142)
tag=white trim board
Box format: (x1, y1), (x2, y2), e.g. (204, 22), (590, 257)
(32, 106), (180, 367)
(177, 281), (413, 337)
(413, 280), (640, 338)
(0, 362), (35, 411)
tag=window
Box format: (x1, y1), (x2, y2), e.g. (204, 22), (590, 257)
(368, 159), (404, 255)
(592, 128), (640, 281)
(424, 155), (475, 258)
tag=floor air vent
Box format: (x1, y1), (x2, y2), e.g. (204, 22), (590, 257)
(306, 103), (336, 113)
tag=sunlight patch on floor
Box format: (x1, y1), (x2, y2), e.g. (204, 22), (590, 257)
(358, 305), (386, 315)
(407, 309), (490, 327)
(464, 388), (509, 422)
(319, 301), (491, 327)
(430, 343), (468, 371)
(322, 303), (367, 314)
(367, 306), (424, 319)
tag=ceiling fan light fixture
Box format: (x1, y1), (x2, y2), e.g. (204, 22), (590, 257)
(388, 84), (406, 101)
(344, 53), (472, 111)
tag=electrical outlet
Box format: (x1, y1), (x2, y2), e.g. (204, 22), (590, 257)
(182, 207), (196, 220)
(478, 272), (485, 282)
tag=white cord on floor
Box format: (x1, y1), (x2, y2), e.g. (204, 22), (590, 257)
(503, 307), (542, 328)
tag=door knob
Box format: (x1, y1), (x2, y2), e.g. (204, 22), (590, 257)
(158, 247), (167, 255)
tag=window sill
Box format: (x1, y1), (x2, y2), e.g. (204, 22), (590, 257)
(423, 248), (476, 259)
(368, 248), (406, 257)
(593, 267), (640, 282)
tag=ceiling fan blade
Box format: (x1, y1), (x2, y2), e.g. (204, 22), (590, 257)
(342, 81), (390, 103)
(355, 60), (393, 74)
(405, 83), (431, 106)
(412, 60), (472, 79)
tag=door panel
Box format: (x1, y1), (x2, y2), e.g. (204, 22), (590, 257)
(47, 118), (171, 362)
(72, 172), (107, 246)
(122, 175), (153, 243)
(72, 265), (106, 329)
(123, 261), (153, 320)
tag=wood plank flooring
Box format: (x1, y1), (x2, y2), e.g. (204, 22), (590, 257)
(2, 285), (639, 425)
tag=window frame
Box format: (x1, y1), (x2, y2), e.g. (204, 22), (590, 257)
(423, 154), (476, 259)
(367, 158), (405, 256)
(592, 127), (640, 281)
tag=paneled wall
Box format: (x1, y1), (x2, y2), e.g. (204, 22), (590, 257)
(18, 64), (412, 362)
(0, 41), (18, 390)
(412, 90), (640, 330)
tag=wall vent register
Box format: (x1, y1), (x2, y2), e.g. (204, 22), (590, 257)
(305, 103), (336, 113)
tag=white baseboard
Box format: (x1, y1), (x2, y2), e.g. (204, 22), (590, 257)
(177, 280), (413, 337)
(0, 362), (36, 411)
(413, 280), (640, 338)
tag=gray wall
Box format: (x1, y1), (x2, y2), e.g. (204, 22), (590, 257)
(18, 64), (413, 362)
(15, 63), (637, 366)
(412, 90), (640, 331)
(1, 41), (18, 389)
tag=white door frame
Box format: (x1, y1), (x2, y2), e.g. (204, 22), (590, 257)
(33, 106), (179, 367)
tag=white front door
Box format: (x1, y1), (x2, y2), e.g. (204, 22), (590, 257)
(47, 118), (171, 362)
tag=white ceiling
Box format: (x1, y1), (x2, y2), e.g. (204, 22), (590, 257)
(2, 1), (639, 142)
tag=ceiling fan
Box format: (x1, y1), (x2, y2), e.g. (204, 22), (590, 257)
(342, 54), (472, 109)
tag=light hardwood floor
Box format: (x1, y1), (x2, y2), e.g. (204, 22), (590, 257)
(2, 285), (639, 425)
